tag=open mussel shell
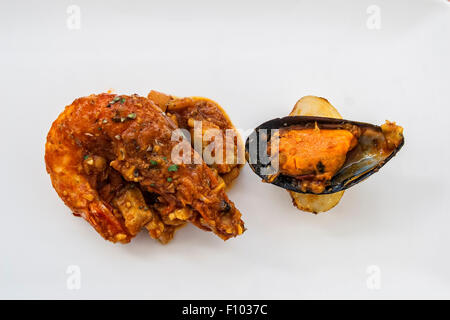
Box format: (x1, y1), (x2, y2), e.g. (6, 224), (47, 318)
(245, 116), (404, 194)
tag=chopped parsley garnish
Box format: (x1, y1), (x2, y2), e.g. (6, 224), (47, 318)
(167, 177), (173, 182)
(168, 164), (178, 172)
(150, 160), (158, 166)
(111, 112), (135, 123)
(108, 96), (122, 107)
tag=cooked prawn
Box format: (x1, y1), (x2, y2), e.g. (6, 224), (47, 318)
(45, 93), (245, 243)
(148, 90), (244, 186)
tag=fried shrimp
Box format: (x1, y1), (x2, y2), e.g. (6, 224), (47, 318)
(45, 93), (245, 243)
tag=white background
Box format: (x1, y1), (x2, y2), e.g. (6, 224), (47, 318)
(1, 0), (449, 299)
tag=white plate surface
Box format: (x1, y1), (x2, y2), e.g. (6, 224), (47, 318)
(1, 0), (449, 299)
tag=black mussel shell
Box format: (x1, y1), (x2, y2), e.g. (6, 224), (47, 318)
(245, 116), (404, 194)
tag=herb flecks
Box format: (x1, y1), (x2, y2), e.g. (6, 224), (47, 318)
(167, 177), (173, 182)
(150, 160), (158, 166)
(107, 96), (122, 107)
(168, 164), (178, 172)
(111, 111), (136, 123)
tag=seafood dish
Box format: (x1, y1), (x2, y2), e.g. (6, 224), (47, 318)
(45, 91), (245, 244)
(245, 96), (404, 213)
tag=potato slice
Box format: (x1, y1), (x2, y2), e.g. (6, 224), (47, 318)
(290, 96), (342, 119)
(288, 96), (345, 214)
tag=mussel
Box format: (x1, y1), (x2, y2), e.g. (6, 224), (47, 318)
(245, 116), (404, 195)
